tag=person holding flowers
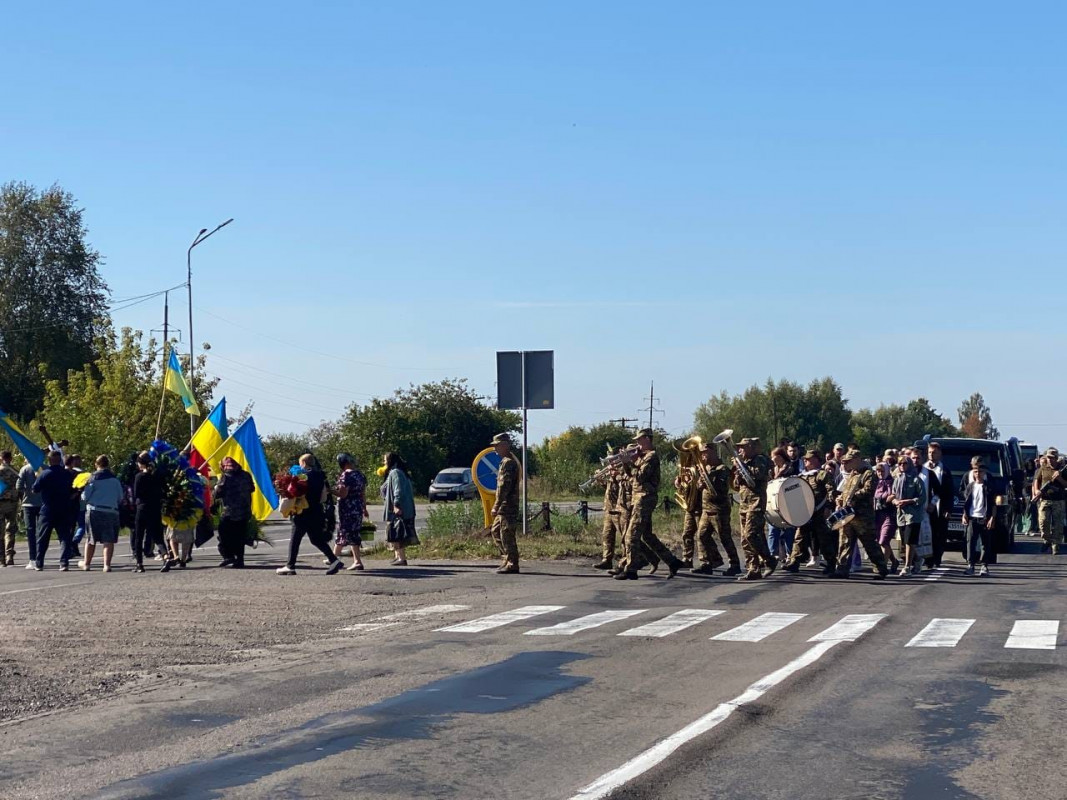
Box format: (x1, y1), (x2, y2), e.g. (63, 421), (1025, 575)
(277, 454), (343, 576)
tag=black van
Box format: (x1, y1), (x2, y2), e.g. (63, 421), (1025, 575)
(923, 437), (1020, 554)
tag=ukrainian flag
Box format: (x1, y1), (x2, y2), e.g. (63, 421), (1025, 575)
(206, 416), (279, 521)
(165, 350), (200, 416)
(0, 408), (46, 470)
(189, 398), (228, 470)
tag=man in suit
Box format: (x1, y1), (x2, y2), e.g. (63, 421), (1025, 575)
(924, 441), (955, 568)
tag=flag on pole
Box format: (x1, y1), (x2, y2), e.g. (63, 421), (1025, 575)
(188, 397), (228, 471)
(206, 417), (279, 521)
(165, 350), (200, 416)
(0, 409), (46, 470)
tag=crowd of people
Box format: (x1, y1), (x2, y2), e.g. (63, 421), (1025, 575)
(1, 427), (1064, 582)
(0, 445), (422, 575)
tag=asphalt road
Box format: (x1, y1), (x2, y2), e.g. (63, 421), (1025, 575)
(0, 532), (1064, 800)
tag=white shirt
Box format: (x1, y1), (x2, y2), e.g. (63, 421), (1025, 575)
(967, 481), (989, 519)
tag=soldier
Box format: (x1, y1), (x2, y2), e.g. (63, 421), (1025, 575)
(674, 452), (701, 568)
(489, 433), (521, 574)
(834, 448), (889, 579)
(0, 451), (20, 566)
(733, 437), (776, 581)
(784, 449), (837, 575)
(593, 458), (621, 570)
(615, 428), (683, 581)
(1033, 447), (1066, 555)
(610, 457), (662, 576)
(692, 442), (738, 575)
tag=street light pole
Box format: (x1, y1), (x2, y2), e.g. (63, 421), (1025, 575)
(186, 218), (233, 435)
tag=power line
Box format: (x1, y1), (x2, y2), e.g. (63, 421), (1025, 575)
(207, 352), (378, 399)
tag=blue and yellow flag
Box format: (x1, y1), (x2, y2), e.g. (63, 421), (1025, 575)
(0, 409), (46, 470)
(206, 416), (279, 521)
(189, 397), (227, 470)
(165, 350), (200, 416)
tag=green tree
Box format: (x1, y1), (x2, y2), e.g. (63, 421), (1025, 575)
(957, 392), (999, 440)
(850, 398), (958, 455)
(530, 422), (634, 493)
(692, 377), (852, 453)
(0, 182), (109, 419)
(35, 327), (217, 462)
(335, 379), (520, 490)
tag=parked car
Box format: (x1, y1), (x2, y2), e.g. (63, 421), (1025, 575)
(924, 436), (1019, 556)
(428, 468), (477, 502)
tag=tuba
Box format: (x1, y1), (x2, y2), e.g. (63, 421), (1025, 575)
(713, 429), (756, 489)
(672, 436), (702, 511)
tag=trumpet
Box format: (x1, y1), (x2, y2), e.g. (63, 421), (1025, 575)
(579, 465), (613, 494)
(578, 445), (638, 494)
(712, 429), (756, 489)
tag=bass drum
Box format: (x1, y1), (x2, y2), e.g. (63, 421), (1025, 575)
(765, 476), (815, 528)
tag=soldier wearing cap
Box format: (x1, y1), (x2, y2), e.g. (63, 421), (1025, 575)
(615, 428), (683, 580)
(1033, 446), (1066, 555)
(489, 433), (521, 573)
(733, 436), (776, 581)
(692, 441), (738, 575)
(834, 448), (889, 579)
(593, 447), (624, 571)
(784, 449), (838, 575)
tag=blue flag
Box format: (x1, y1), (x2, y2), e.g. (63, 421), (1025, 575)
(0, 409), (45, 470)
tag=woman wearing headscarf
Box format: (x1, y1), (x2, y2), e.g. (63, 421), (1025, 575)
(382, 452), (418, 566)
(334, 453), (369, 570)
(276, 453), (344, 576)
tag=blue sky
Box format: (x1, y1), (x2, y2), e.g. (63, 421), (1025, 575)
(4, 2), (1065, 447)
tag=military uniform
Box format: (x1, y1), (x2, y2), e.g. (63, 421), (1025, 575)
(835, 455), (888, 577)
(788, 461), (837, 572)
(695, 463), (735, 570)
(678, 466), (701, 564)
(613, 464), (661, 573)
(1035, 456), (1066, 551)
(490, 446), (521, 571)
(0, 461), (19, 565)
(599, 474), (621, 564)
(736, 448), (774, 577)
(618, 435), (680, 579)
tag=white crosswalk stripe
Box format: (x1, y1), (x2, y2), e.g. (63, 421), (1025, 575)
(1004, 620), (1059, 650)
(905, 618), (976, 648)
(808, 614), (886, 642)
(618, 609), (725, 638)
(527, 609), (647, 636)
(710, 612), (806, 642)
(436, 605), (565, 633)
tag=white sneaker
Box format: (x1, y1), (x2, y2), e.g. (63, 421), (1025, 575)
(103, 565), (112, 573)
(25, 563), (35, 570)
(805, 557), (818, 567)
(979, 565), (989, 577)
(78, 561), (89, 571)
(276, 566), (296, 575)
(325, 560), (343, 575)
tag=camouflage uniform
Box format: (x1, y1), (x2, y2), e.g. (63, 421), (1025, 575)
(789, 466), (837, 570)
(695, 464), (734, 569)
(490, 452), (521, 569)
(679, 466), (701, 563)
(620, 450), (677, 576)
(0, 462), (19, 565)
(614, 466), (660, 572)
(1035, 461), (1066, 549)
(737, 453), (774, 576)
(835, 464), (887, 576)
(600, 474), (620, 563)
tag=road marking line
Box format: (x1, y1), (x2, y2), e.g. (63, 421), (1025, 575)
(0, 581), (86, 596)
(923, 567), (950, 582)
(905, 618), (975, 648)
(1005, 620), (1059, 650)
(526, 609), (647, 636)
(435, 605), (565, 633)
(568, 640), (840, 800)
(710, 612), (806, 642)
(338, 622), (401, 633)
(618, 609), (725, 638)
(808, 614), (887, 642)
(383, 604), (471, 619)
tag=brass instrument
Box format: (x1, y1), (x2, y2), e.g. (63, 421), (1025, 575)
(673, 436), (711, 511)
(713, 428), (756, 489)
(578, 445), (638, 494)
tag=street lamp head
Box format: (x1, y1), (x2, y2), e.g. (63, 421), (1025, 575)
(198, 228), (208, 235)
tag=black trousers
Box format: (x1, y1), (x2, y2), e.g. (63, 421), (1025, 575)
(286, 514), (336, 569)
(36, 508), (73, 567)
(965, 517), (992, 565)
(218, 517), (248, 566)
(132, 506), (164, 564)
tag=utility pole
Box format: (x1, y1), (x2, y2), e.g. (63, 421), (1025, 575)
(155, 292), (170, 440)
(609, 417), (639, 431)
(639, 381), (664, 432)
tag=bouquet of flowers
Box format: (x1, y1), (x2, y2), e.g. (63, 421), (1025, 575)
(274, 464), (309, 518)
(149, 439), (207, 531)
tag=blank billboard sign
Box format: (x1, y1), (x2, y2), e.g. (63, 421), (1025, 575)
(496, 351), (554, 410)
